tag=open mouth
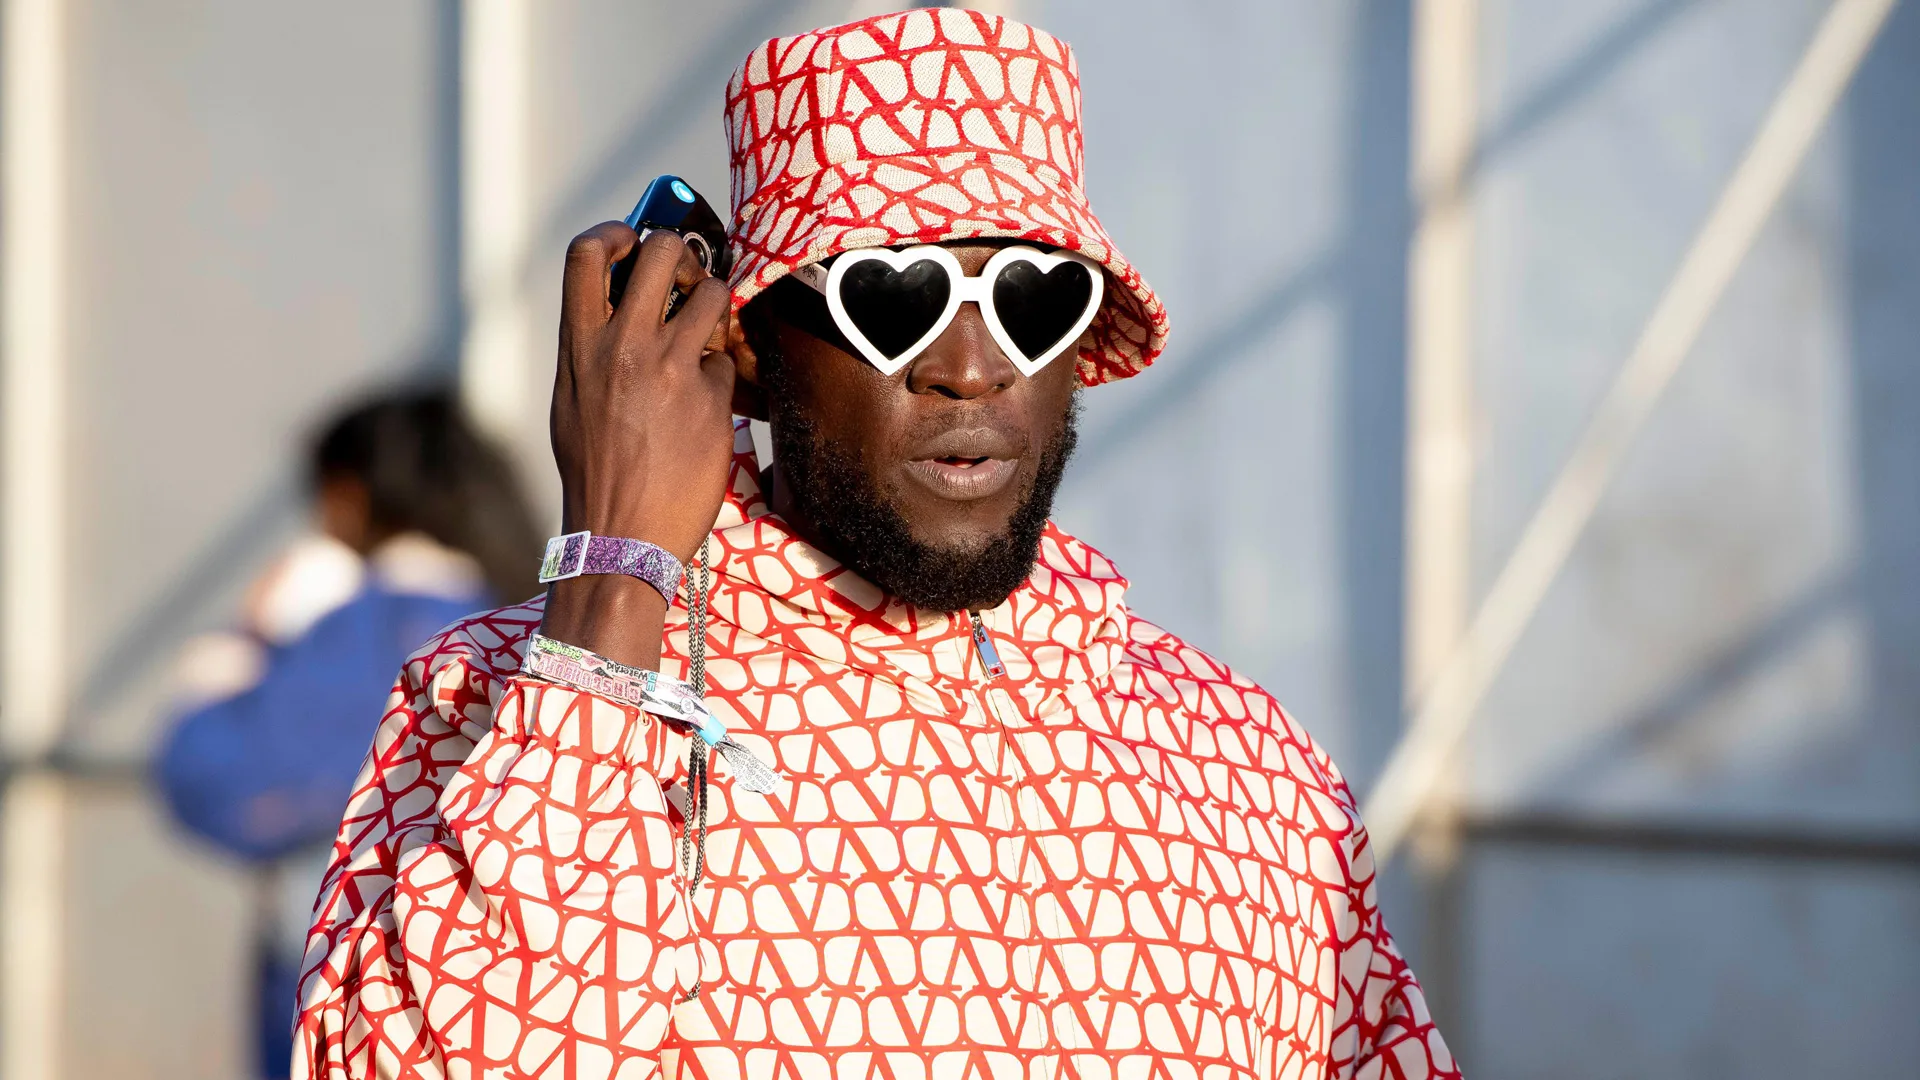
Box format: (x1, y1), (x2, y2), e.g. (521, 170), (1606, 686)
(900, 425), (1024, 501)
(903, 454), (1017, 500)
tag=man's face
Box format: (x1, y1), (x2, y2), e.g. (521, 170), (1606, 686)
(745, 242), (1083, 613)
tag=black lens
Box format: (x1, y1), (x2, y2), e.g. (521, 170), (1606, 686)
(838, 258), (951, 359)
(991, 258), (1095, 360)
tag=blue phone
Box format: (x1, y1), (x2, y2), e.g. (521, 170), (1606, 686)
(607, 175), (731, 312)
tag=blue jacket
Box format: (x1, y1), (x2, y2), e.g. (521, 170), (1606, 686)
(156, 584), (486, 862)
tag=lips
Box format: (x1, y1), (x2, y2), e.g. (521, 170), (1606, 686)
(901, 426), (1023, 501)
(902, 456), (1017, 499)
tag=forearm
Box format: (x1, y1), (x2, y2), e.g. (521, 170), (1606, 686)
(539, 573), (671, 670)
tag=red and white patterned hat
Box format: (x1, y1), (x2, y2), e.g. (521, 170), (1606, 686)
(724, 7), (1169, 386)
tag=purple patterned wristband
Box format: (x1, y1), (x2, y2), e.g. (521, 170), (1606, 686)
(537, 530), (685, 602)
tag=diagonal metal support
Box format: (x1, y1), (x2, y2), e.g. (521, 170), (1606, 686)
(1362, 0), (1902, 865)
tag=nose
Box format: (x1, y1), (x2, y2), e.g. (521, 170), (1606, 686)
(904, 304), (1018, 399)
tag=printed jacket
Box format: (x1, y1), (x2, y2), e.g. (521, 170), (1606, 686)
(294, 424), (1458, 1079)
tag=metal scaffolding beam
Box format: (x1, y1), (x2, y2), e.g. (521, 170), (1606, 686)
(460, 0), (537, 449)
(2, 0), (69, 758)
(1, 0), (71, 1074)
(1406, 0), (1479, 710)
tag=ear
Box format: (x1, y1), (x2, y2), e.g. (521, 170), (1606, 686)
(719, 306), (770, 421)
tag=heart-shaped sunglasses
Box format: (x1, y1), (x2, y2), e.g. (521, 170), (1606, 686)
(789, 245), (1105, 376)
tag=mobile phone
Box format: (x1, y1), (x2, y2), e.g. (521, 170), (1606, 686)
(607, 175), (732, 314)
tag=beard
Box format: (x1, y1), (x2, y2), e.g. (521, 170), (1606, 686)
(763, 379), (1079, 614)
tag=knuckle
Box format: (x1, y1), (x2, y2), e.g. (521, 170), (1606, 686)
(565, 234), (607, 264)
(566, 222), (631, 261)
(678, 281), (728, 322)
(640, 228), (687, 261)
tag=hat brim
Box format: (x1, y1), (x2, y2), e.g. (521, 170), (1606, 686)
(727, 152), (1168, 387)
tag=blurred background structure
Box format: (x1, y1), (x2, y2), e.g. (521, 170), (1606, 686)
(2, 0), (1917, 1076)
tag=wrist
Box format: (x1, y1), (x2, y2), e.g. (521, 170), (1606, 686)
(540, 574), (670, 671)
(560, 506), (701, 565)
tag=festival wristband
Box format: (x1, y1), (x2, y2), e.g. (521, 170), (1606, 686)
(537, 531), (684, 603)
(520, 633), (780, 794)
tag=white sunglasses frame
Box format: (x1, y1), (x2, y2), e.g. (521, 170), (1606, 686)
(789, 244), (1105, 377)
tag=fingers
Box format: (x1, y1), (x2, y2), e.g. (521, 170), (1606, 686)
(702, 292), (741, 355)
(722, 309), (770, 420)
(562, 221), (639, 327)
(675, 277), (732, 352)
(612, 229), (701, 330)
(557, 222), (636, 405)
(671, 242), (708, 305)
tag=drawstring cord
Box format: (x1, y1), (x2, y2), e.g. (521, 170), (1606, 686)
(678, 538), (712, 1001)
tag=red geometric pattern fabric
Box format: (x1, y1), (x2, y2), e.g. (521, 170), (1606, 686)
(293, 422), (1456, 1079)
(723, 7), (1169, 387)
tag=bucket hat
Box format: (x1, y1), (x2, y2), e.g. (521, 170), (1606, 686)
(725, 7), (1169, 385)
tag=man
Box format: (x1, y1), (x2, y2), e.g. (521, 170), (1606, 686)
(295, 9), (1457, 1079)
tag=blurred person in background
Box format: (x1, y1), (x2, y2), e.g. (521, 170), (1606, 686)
(154, 387), (540, 1080)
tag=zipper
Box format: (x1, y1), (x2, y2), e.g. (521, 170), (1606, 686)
(967, 611), (1065, 1055)
(966, 611), (1017, 905)
(969, 611), (1007, 680)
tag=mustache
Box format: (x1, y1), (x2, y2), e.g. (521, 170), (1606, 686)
(905, 424), (1026, 462)
(895, 405), (1052, 464)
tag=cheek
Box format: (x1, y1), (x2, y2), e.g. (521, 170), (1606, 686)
(776, 326), (914, 463)
(1020, 362), (1081, 439)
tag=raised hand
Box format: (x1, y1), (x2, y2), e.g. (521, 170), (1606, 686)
(541, 222), (737, 670)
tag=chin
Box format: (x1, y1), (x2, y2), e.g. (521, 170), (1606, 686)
(890, 466), (1035, 537)
(899, 507), (1021, 557)
(906, 530), (1008, 569)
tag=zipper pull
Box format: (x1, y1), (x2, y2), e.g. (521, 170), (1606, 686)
(970, 611), (1007, 681)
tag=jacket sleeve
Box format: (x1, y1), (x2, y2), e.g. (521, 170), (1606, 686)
(155, 602), (388, 862)
(293, 616), (698, 1079)
(1334, 812), (1462, 1080)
